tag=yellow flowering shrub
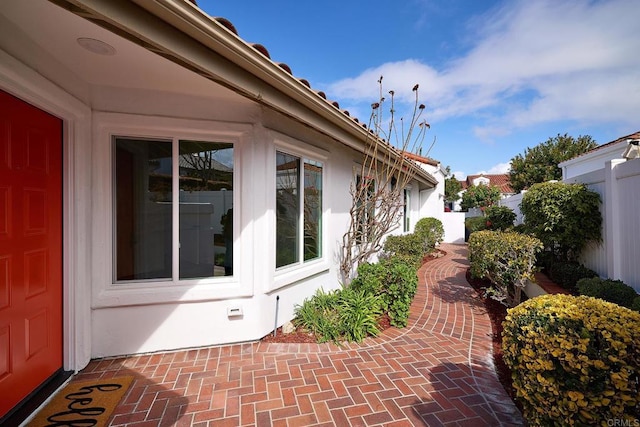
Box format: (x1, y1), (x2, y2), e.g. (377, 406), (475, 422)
(502, 294), (640, 425)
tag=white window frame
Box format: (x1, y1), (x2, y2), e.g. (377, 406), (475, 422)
(92, 113), (252, 307)
(270, 134), (329, 291)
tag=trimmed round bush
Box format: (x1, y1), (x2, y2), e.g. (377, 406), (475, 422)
(577, 277), (638, 308)
(503, 294), (640, 425)
(414, 217), (444, 252)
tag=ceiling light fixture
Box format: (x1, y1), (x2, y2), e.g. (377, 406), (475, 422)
(77, 37), (116, 56)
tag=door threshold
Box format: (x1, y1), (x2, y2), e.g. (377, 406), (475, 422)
(0, 368), (73, 427)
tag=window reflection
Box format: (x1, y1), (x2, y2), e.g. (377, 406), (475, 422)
(179, 141), (234, 279)
(114, 137), (234, 282)
(115, 138), (173, 281)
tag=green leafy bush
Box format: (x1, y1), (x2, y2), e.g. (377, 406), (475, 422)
(293, 288), (383, 343)
(414, 217), (444, 252)
(632, 297), (640, 312)
(461, 183), (501, 210)
(382, 233), (424, 268)
(548, 262), (598, 291)
(468, 230), (543, 306)
(484, 206), (516, 231)
(576, 277), (638, 309)
(465, 216), (488, 235)
(502, 294), (640, 425)
(349, 262), (388, 310)
(351, 257), (418, 328)
(521, 181), (601, 262)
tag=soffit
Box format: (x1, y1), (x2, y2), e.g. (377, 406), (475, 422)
(0, 0), (241, 101)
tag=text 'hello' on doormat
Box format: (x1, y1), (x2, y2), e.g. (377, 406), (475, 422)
(27, 376), (134, 427)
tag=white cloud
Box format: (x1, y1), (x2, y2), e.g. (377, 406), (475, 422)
(452, 170), (466, 180)
(477, 162), (511, 175)
(327, 0), (640, 139)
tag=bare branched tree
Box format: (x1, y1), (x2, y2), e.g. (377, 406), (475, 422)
(340, 77), (432, 283)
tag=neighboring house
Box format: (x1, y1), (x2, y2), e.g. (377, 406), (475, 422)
(559, 131), (640, 293)
(0, 0), (441, 418)
(452, 173), (514, 212)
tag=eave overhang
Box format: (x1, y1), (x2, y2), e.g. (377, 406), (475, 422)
(51, 0), (437, 187)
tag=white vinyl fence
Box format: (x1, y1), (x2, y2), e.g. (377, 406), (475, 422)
(565, 159), (640, 293)
(498, 192), (525, 225)
(442, 212), (465, 243)
(500, 159), (640, 292)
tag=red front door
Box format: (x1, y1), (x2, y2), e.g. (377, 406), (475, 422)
(0, 90), (63, 418)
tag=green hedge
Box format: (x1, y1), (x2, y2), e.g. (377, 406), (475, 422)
(468, 230), (543, 307)
(503, 294), (640, 425)
(521, 181), (601, 262)
(548, 262), (598, 291)
(484, 206), (516, 231)
(465, 216), (488, 234)
(577, 277), (639, 309)
(382, 233), (424, 268)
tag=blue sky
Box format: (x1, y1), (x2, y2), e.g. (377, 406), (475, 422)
(198, 0), (640, 179)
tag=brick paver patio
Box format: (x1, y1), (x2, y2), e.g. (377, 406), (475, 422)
(72, 243), (524, 426)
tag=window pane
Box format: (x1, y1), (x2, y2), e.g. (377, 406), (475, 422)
(115, 138), (172, 281)
(179, 140), (234, 279)
(304, 160), (322, 261)
(276, 152), (300, 268)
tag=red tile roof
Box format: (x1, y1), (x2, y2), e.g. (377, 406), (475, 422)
(192, 2), (409, 138)
(402, 151), (439, 167)
(460, 174), (514, 194)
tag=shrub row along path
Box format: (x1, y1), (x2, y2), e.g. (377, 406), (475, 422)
(72, 243), (524, 426)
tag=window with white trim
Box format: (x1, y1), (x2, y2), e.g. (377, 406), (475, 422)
(275, 151), (323, 268)
(113, 137), (234, 282)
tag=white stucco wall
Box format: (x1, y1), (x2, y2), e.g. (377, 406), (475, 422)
(0, 1), (441, 365)
(0, 49), (436, 362)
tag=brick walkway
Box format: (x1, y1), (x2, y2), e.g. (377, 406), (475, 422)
(73, 243), (524, 426)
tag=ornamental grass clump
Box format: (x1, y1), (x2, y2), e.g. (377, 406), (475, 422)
(502, 294), (640, 426)
(293, 287), (383, 343)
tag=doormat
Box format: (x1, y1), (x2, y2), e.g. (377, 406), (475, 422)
(26, 376), (134, 427)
